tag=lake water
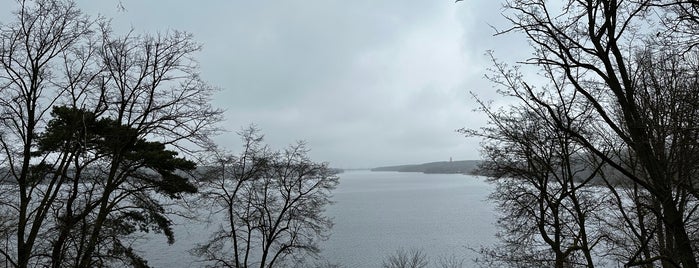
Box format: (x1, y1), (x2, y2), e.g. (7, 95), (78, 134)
(137, 171), (497, 267)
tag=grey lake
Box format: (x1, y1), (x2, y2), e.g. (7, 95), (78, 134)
(136, 171), (497, 267)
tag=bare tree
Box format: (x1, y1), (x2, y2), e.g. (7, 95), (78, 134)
(0, 1), (95, 266)
(380, 248), (466, 268)
(471, 0), (699, 266)
(68, 23), (221, 268)
(435, 255), (465, 268)
(0, 1), (222, 267)
(465, 81), (603, 267)
(382, 248), (429, 268)
(194, 126), (339, 268)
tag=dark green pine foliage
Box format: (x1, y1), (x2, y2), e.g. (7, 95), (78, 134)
(35, 106), (197, 197)
(36, 106), (102, 154)
(125, 140), (198, 196)
(37, 106), (197, 196)
(33, 106), (198, 265)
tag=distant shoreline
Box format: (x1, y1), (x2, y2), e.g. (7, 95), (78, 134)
(370, 160), (482, 175)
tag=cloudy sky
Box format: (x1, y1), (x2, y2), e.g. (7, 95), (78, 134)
(3, 0), (532, 168)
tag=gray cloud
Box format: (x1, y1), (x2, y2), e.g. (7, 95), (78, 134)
(1, 0), (529, 168)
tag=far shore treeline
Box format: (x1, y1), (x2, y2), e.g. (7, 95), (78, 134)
(371, 160), (481, 174)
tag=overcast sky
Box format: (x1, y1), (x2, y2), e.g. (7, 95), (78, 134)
(2, 0), (532, 168)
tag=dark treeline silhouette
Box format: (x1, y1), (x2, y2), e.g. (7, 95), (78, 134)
(463, 0), (699, 267)
(372, 160), (481, 174)
(0, 1), (337, 267)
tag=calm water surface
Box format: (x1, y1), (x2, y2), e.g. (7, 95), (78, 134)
(320, 171), (496, 267)
(138, 171), (497, 267)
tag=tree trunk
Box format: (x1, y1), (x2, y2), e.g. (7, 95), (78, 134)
(660, 196), (697, 268)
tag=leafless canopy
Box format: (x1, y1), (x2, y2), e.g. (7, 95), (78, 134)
(0, 0), (222, 267)
(465, 0), (699, 267)
(193, 126), (338, 268)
